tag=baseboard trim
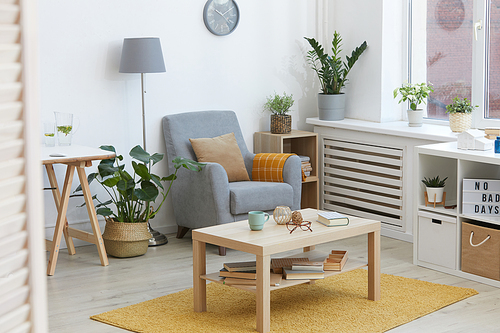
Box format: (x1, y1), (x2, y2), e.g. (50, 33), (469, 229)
(381, 227), (413, 243)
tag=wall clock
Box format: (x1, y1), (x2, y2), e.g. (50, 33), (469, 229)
(203, 0), (240, 36)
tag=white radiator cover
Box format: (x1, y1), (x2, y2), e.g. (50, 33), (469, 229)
(323, 138), (404, 228)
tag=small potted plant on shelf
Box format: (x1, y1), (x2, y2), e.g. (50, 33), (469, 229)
(393, 82), (434, 127)
(304, 31), (368, 121)
(446, 96), (478, 133)
(264, 92), (294, 134)
(75, 145), (204, 258)
(422, 175), (447, 203)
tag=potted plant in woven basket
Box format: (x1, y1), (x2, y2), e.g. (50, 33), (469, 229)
(446, 96), (478, 132)
(264, 92), (294, 134)
(75, 145), (204, 258)
(393, 82), (434, 127)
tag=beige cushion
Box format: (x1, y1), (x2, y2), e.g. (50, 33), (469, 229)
(190, 132), (250, 182)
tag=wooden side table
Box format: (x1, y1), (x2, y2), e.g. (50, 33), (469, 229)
(254, 130), (319, 209)
(42, 145), (115, 276)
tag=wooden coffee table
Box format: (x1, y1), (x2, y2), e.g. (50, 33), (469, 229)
(192, 208), (381, 333)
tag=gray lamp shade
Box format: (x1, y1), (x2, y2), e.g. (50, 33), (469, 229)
(119, 37), (166, 73)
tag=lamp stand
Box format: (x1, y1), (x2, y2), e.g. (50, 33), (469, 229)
(141, 73), (168, 247)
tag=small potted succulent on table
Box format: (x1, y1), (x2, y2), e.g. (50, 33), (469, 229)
(422, 175), (447, 205)
(393, 82), (434, 127)
(264, 92), (294, 134)
(446, 96), (478, 132)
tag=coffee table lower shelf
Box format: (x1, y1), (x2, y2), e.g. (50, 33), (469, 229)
(201, 257), (367, 293)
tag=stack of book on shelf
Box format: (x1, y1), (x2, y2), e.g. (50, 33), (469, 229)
(283, 260), (325, 280)
(316, 211), (349, 227)
(219, 261), (282, 286)
(485, 127), (500, 140)
(298, 155), (312, 177)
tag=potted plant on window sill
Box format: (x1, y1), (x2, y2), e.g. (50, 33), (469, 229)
(264, 92), (294, 134)
(75, 145), (204, 258)
(422, 175), (447, 204)
(446, 96), (478, 132)
(393, 82), (434, 127)
(305, 31), (367, 121)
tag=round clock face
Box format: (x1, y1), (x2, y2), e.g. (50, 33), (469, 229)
(203, 0), (240, 36)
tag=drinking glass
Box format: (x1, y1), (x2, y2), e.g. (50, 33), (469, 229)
(43, 122), (55, 147)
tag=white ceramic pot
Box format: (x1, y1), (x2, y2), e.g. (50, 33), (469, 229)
(407, 109), (424, 127)
(426, 187), (444, 203)
(318, 93), (346, 121)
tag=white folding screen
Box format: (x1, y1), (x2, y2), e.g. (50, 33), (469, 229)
(0, 0), (48, 332)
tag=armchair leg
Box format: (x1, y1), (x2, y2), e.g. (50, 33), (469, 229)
(218, 246), (226, 256)
(177, 226), (190, 239)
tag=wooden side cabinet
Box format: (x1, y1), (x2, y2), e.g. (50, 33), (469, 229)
(254, 130), (319, 209)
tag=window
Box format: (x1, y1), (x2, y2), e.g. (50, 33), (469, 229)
(410, 0), (500, 128)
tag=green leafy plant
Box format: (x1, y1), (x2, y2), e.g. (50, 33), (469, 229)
(57, 125), (73, 136)
(263, 92), (294, 115)
(422, 175), (447, 188)
(75, 145), (204, 223)
(393, 82), (434, 111)
(446, 96), (478, 114)
(304, 31), (367, 94)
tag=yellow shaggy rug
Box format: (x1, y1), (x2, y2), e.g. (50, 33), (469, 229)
(91, 269), (477, 333)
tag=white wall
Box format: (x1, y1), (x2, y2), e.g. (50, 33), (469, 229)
(332, 0), (405, 122)
(38, 0), (322, 239)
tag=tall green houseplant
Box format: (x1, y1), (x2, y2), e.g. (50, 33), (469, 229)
(305, 31), (367, 121)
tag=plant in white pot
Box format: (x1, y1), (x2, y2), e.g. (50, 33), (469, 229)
(446, 96), (478, 132)
(393, 82), (434, 127)
(422, 175), (447, 203)
(75, 145), (204, 258)
(264, 92), (294, 134)
(304, 31), (367, 121)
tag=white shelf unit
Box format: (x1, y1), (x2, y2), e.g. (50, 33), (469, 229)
(415, 142), (500, 287)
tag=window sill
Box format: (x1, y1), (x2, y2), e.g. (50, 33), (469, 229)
(305, 117), (458, 142)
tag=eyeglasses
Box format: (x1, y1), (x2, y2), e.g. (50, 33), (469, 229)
(286, 221), (313, 234)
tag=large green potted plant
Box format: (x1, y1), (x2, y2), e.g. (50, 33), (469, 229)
(393, 82), (434, 127)
(264, 92), (294, 134)
(446, 96), (478, 132)
(75, 145), (204, 258)
(304, 31), (367, 121)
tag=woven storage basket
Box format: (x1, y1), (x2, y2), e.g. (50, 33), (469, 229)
(102, 220), (151, 258)
(449, 113), (472, 132)
(271, 114), (291, 134)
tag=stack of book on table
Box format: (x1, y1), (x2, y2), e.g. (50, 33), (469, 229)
(298, 155), (312, 177)
(219, 261), (282, 286)
(316, 211), (349, 227)
(283, 260), (324, 280)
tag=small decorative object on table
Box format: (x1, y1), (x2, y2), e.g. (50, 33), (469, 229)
(285, 211), (312, 234)
(273, 206), (292, 225)
(264, 91), (294, 134)
(422, 175), (447, 208)
(317, 211), (349, 227)
(457, 129), (493, 150)
(446, 96), (477, 133)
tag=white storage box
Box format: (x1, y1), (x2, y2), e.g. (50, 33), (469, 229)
(463, 179), (500, 216)
(418, 211), (457, 269)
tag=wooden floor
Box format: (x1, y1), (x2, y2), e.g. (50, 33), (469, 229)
(47, 233), (500, 332)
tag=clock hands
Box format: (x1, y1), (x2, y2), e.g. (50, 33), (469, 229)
(222, 6), (234, 16)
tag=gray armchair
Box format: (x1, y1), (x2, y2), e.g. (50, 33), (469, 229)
(162, 111), (301, 255)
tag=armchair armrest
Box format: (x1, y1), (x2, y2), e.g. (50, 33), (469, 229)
(170, 162), (234, 229)
(282, 155), (302, 210)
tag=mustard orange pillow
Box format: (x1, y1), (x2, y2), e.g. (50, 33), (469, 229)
(189, 132), (250, 182)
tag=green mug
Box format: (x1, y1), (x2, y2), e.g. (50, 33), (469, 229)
(248, 211), (270, 231)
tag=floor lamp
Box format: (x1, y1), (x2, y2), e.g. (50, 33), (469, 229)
(119, 37), (168, 246)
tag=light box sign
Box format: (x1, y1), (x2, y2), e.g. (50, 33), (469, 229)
(463, 179), (500, 216)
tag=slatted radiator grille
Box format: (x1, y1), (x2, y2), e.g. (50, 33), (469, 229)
(323, 138), (404, 228)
